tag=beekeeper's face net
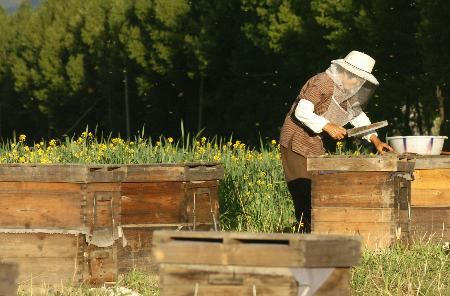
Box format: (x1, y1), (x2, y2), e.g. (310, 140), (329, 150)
(325, 63), (377, 117)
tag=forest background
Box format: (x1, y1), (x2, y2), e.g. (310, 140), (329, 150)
(0, 0), (448, 148)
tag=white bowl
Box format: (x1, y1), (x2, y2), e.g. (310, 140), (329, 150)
(386, 136), (448, 155)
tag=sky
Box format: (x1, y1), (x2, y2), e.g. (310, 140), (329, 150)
(0, 0), (42, 13)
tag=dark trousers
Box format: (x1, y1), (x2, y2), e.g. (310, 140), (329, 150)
(280, 140), (313, 233)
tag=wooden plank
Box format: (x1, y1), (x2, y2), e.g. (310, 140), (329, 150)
(411, 169), (450, 189)
(411, 169), (450, 206)
(124, 164), (224, 182)
(184, 164), (225, 181)
(307, 156), (399, 172)
(312, 208), (394, 223)
(410, 207), (450, 241)
(86, 165), (126, 183)
(124, 166), (187, 182)
(152, 231), (361, 267)
(312, 172), (395, 208)
(312, 222), (396, 249)
(121, 182), (188, 224)
(413, 156), (450, 169)
(410, 189), (450, 206)
(4, 258), (81, 286)
(0, 192), (82, 229)
(0, 164), (88, 182)
(0, 263), (18, 296)
(0, 182), (81, 193)
(0, 233), (85, 286)
(160, 264), (350, 296)
(160, 264), (299, 296)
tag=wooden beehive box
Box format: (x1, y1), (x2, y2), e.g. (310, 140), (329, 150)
(307, 155), (415, 249)
(0, 163), (223, 288)
(152, 230), (361, 296)
(410, 156), (450, 242)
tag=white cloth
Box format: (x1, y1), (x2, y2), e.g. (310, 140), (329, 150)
(294, 99), (377, 142)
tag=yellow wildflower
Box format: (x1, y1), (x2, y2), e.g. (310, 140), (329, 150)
(19, 134), (26, 142)
(81, 131), (87, 138)
(24, 146), (30, 152)
(112, 138), (124, 145)
(260, 171), (266, 177)
(271, 139), (276, 145)
(168, 137), (174, 143)
(49, 139), (57, 147)
(156, 141), (161, 146)
(201, 137), (206, 143)
(88, 132), (93, 138)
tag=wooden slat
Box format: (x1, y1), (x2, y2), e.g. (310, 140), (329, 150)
(410, 189), (450, 206)
(124, 164), (224, 182)
(413, 156), (450, 169)
(312, 208), (394, 223)
(410, 207), (450, 241)
(160, 264), (350, 296)
(312, 222), (396, 249)
(312, 172), (395, 208)
(0, 192), (82, 229)
(0, 233), (85, 286)
(0, 182), (81, 193)
(0, 263), (18, 296)
(0, 163), (224, 183)
(307, 156), (399, 172)
(152, 231), (361, 267)
(411, 169), (450, 189)
(160, 264), (299, 296)
(121, 182), (187, 224)
(411, 169), (450, 206)
(0, 164), (88, 182)
(184, 164), (225, 181)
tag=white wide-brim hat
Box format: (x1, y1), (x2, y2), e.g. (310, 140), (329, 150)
(331, 50), (379, 85)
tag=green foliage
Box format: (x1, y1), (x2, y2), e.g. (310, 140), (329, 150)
(351, 241), (450, 295)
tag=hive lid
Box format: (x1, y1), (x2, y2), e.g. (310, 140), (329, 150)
(307, 155), (415, 172)
(152, 230), (361, 268)
(0, 163), (224, 182)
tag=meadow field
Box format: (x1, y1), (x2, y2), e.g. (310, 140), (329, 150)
(4, 130), (449, 295)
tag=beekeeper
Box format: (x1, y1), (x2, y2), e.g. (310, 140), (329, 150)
(279, 50), (393, 232)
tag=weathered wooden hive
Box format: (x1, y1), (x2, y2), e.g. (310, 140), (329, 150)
(307, 154), (450, 249)
(0, 163), (224, 287)
(410, 156), (450, 242)
(152, 230), (362, 296)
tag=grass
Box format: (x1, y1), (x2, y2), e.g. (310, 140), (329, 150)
(5, 130), (449, 295)
(18, 241), (449, 295)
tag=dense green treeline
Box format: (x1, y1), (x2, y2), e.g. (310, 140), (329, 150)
(0, 0), (448, 146)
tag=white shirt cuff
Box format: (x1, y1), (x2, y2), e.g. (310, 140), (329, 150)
(350, 112), (377, 142)
(294, 99), (329, 133)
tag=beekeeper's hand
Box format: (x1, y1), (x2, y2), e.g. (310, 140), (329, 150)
(323, 123), (347, 140)
(370, 135), (395, 155)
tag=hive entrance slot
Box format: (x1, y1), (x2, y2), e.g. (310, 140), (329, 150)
(171, 237), (223, 243)
(235, 239), (290, 245)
